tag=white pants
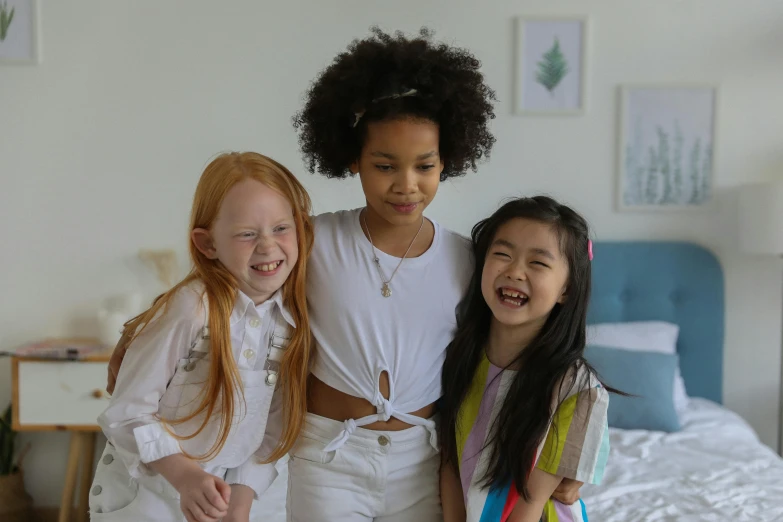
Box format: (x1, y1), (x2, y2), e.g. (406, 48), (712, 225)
(286, 413), (443, 522)
(89, 443), (185, 522)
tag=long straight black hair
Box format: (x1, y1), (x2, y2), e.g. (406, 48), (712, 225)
(440, 196), (606, 501)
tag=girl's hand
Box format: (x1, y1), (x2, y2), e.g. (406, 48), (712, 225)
(222, 484), (255, 522)
(149, 455), (231, 522)
(551, 478), (583, 505)
(175, 470), (231, 522)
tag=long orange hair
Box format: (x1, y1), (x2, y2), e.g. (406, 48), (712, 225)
(120, 151), (313, 463)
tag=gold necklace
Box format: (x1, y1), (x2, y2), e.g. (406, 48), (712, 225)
(362, 210), (425, 298)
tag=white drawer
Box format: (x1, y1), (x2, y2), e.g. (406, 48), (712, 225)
(14, 360), (110, 429)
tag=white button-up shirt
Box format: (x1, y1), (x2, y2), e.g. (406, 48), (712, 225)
(98, 281), (294, 499)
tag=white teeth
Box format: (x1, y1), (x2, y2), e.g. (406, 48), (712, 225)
(253, 261), (281, 272)
(499, 288), (529, 306)
(501, 288), (525, 298)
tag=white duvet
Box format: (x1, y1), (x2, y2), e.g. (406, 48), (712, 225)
(251, 399), (783, 521)
(582, 398), (783, 521)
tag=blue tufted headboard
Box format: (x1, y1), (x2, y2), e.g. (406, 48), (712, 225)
(587, 242), (724, 404)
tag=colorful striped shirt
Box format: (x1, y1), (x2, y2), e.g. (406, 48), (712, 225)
(456, 354), (610, 522)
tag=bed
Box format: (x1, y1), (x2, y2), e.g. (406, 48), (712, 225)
(252, 242), (783, 521)
(581, 241), (783, 520)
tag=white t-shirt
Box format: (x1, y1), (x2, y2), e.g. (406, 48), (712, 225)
(307, 208), (473, 450)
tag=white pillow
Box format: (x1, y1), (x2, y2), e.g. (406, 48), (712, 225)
(586, 321), (689, 414)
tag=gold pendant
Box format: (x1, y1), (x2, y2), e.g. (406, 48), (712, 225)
(381, 283), (392, 298)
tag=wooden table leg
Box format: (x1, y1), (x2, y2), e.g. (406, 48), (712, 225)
(77, 432), (96, 522)
(59, 432), (83, 522)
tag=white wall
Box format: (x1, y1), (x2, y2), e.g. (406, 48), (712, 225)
(2, 0), (782, 507)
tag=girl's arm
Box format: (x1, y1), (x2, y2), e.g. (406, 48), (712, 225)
(527, 379), (611, 520)
(100, 288), (237, 522)
(98, 286), (204, 479)
(508, 468), (562, 522)
(440, 457), (466, 522)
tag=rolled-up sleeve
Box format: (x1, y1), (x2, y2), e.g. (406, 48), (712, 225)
(224, 387), (285, 499)
(97, 286), (204, 479)
(536, 385), (610, 485)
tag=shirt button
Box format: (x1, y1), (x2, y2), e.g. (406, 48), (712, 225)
(102, 454), (114, 465)
(92, 485), (103, 495)
(249, 318), (261, 328)
(378, 436), (389, 446)
(243, 349), (255, 360)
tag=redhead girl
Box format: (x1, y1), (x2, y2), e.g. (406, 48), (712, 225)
(93, 152), (313, 522)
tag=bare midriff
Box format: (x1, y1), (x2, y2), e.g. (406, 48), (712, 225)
(307, 374), (436, 431)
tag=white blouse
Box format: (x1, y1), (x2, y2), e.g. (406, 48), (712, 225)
(97, 281), (294, 499)
(307, 209), (473, 451)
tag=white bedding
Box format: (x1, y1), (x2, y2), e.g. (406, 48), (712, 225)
(582, 398), (783, 521)
(251, 399), (783, 521)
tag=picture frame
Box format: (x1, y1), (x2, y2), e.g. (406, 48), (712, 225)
(617, 84), (719, 212)
(0, 0), (40, 65)
(514, 16), (589, 115)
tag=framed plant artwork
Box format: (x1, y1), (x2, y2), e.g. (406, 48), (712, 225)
(617, 85), (719, 211)
(514, 16), (589, 115)
(0, 0), (39, 65)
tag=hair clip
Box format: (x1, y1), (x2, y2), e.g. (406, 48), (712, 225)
(352, 110), (366, 128)
(351, 88), (419, 128)
(588, 239), (594, 261)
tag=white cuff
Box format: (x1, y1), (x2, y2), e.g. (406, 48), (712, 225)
(224, 458), (282, 500)
(133, 423), (182, 469)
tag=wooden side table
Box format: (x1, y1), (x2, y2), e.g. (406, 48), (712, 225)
(11, 350), (111, 522)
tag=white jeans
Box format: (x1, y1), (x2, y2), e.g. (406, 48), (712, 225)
(286, 413), (443, 522)
(89, 442), (275, 522)
(89, 443), (185, 522)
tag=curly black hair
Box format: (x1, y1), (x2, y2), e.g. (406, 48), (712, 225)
(293, 27), (497, 181)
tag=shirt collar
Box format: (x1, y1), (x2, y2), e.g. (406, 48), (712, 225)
(230, 289), (296, 328)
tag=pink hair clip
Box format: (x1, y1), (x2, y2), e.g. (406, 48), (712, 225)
(588, 240), (594, 261)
